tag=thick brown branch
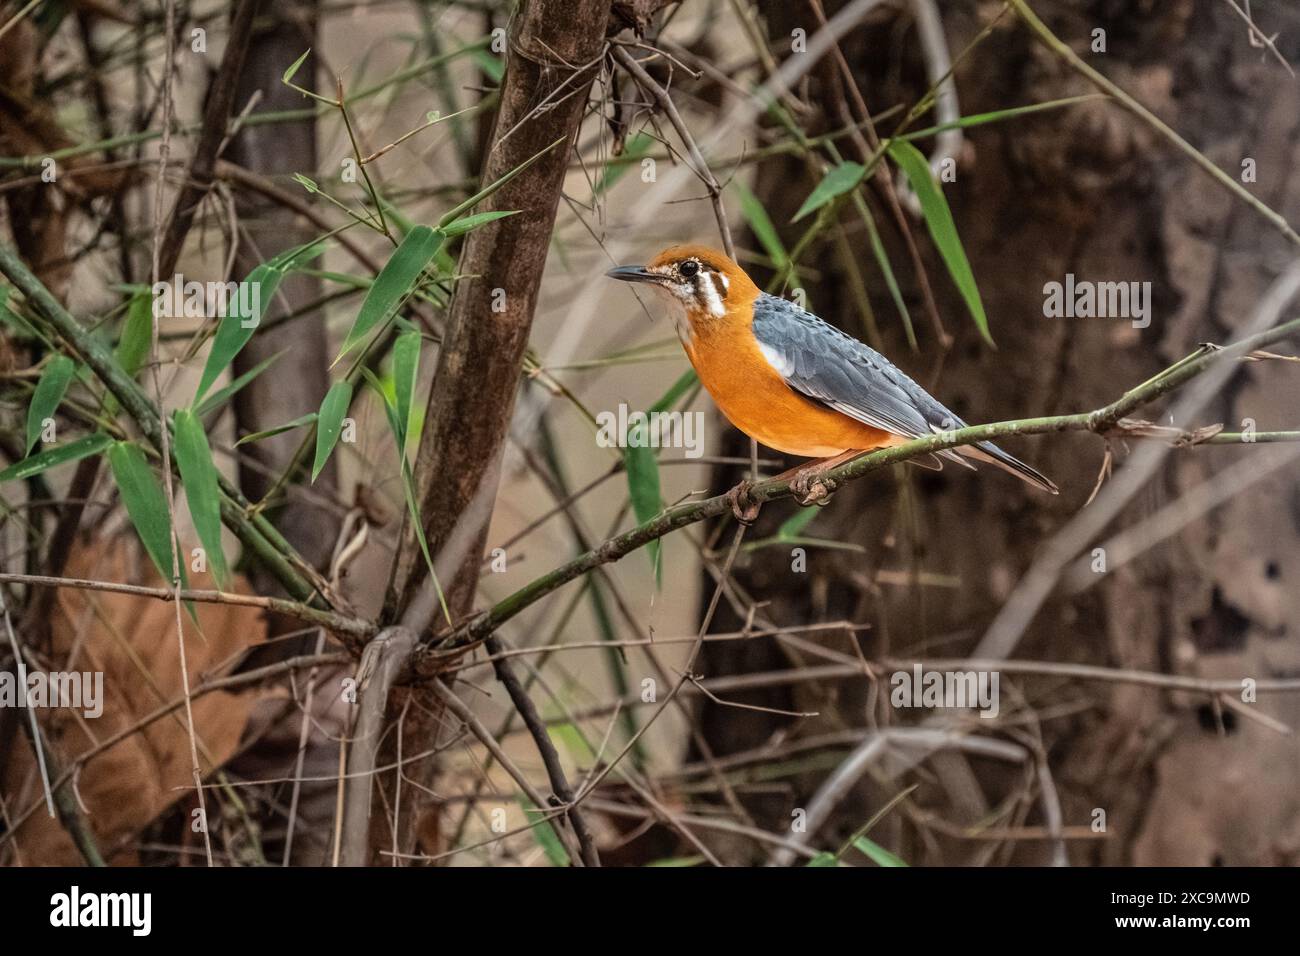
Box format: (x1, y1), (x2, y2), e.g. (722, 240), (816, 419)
(386, 0), (613, 622)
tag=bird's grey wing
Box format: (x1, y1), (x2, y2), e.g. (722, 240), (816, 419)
(751, 295), (1056, 491)
(750, 294), (960, 439)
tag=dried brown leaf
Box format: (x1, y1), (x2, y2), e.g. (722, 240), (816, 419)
(3, 538), (267, 865)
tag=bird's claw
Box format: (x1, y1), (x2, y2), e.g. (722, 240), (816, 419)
(790, 469), (837, 507)
(726, 478), (762, 526)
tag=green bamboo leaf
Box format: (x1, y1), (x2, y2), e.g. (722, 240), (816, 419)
(732, 178), (791, 275)
(853, 193), (916, 349)
(435, 135), (565, 229)
(806, 852), (840, 867)
(334, 225), (442, 364)
(623, 438), (662, 584)
(438, 210), (519, 238)
(312, 381), (352, 481)
(235, 412), (317, 447)
(792, 161), (865, 222)
(519, 795), (570, 868)
(471, 48), (505, 84)
(392, 329), (421, 454)
(195, 350), (285, 418)
(361, 368), (452, 627)
(25, 355), (76, 454)
(191, 270), (270, 404)
(648, 367), (698, 414)
(193, 240), (328, 405)
(620, 370), (702, 584)
(777, 506), (819, 540)
(283, 48), (311, 83)
(115, 291), (153, 378)
(279, 48), (335, 107)
(397, 456), (448, 622)
(0, 432), (110, 484)
(173, 409), (228, 586)
(548, 722), (595, 762)
(304, 269), (371, 290)
(107, 441), (184, 586)
(887, 140), (992, 345)
(898, 94), (1104, 142)
(852, 835), (908, 867)
(371, 368), (398, 409)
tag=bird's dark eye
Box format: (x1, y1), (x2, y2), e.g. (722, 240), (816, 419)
(679, 260), (699, 278)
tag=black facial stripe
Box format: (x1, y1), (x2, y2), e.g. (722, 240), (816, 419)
(708, 271), (726, 299)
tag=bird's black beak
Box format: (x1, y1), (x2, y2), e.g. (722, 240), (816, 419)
(606, 264), (661, 285)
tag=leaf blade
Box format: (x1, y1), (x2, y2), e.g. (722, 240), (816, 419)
(115, 291), (153, 379)
(392, 329), (421, 458)
(361, 368), (452, 627)
(852, 835), (908, 867)
(623, 438), (662, 584)
(792, 161), (865, 222)
(334, 225), (441, 364)
(0, 432), (111, 484)
(25, 354), (76, 454)
(235, 412), (318, 446)
(887, 139), (992, 345)
(777, 506), (819, 540)
(438, 210), (519, 238)
(312, 381), (352, 481)
(733, 178), (792, 276)
(519, 795), (570, 868)
(173, 409), (229, 586)
(106, 441), (184, 586)
(648, 367), (698, 414)
(192, 240), (328, 404)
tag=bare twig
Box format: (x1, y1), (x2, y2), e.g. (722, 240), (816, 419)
(155, 0), (262, 277)
(0, 572), (374, 642)
(613, 45), (735, 259)
(431, 678), (586, 866)
(975, 263), (1300, 660)
(482, 634), (601, 866)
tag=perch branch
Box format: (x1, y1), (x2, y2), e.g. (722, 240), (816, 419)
(416, 310), (1300, 670)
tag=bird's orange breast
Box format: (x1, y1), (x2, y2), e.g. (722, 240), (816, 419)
(683, 310), (901, 458)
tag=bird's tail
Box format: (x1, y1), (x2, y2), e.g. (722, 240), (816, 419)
(958, 441), (1059, 495)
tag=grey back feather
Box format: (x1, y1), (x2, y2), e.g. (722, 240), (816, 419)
(750, 294), (964, 440)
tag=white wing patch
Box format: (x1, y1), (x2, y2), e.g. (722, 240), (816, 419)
(756, 340), (795, 377)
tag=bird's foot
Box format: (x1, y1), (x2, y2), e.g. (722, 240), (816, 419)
(725, 478), (763, 526)
(790, 466), (838, 506)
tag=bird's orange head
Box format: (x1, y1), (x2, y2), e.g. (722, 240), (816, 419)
(607, 245), (760, 331)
